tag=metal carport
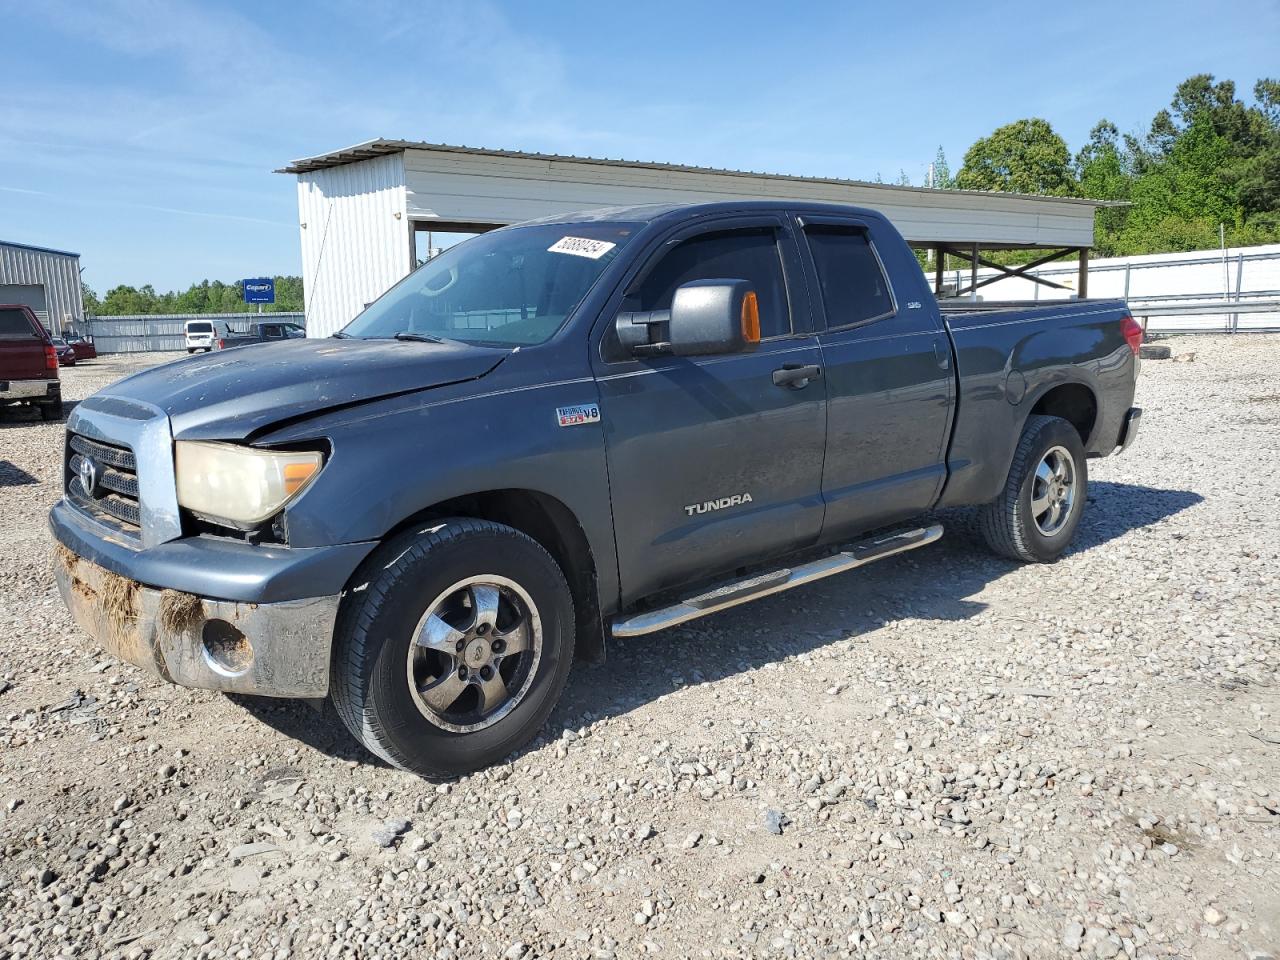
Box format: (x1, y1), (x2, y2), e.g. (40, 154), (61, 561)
(278, 140), (1121, 338)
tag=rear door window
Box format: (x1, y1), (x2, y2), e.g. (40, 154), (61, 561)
(632, 228), (792, 339)
(803, 227), (895, 329)
(0, 308), (38, 339)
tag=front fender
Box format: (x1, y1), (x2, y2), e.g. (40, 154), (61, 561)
(260, 372), (620, 614)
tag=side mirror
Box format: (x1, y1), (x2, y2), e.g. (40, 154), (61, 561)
(616, 279), (761, 356)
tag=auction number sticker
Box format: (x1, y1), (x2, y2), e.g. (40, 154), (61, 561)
(548, 236), (617, 259)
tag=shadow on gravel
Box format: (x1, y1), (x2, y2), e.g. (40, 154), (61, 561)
(228, 696), (393, 770)
(552, 480), (1204, 733)
(0, 460), (40, 486)
(0, 400), (76, 426)
(0, 408), (39, 426)
(227, 481), (1203, 772)
(1072, 481), (1203, 554)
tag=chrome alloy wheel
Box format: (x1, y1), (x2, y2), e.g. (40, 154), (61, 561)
(1031, 445), (1077, 537)
(406, 575), (542, 733)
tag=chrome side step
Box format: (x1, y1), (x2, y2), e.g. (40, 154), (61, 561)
(610, 524), (943, 638)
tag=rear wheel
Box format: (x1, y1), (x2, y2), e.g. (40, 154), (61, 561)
(39, 399), (63, 421)
(330, 518), (575, 778)
(978, 414), (1087, 563)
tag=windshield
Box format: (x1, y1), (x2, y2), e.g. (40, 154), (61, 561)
(343, 222), (640, 347)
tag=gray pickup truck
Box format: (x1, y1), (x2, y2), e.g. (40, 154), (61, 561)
(215, 319), (306, 350)
(51, 201), (1142, 777)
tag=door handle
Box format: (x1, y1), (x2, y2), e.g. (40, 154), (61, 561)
(772, 363), (822, 389)
(933, 337), (951, 370)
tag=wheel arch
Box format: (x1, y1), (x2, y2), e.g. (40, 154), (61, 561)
(367, 488), (607, 664)
(1024, 380), (1099, 448)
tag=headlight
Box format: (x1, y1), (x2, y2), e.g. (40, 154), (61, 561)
(175, 441), (323, 528)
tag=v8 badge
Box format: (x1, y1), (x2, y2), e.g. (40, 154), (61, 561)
(556, 403), (600, 427)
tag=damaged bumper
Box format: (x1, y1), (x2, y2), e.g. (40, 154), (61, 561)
(54, 549), (340, 698)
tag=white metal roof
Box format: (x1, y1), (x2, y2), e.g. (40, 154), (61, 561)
(282, 139), (1121, 338)
(277, 138), (1123, 209)
(0, 239), (81, 259)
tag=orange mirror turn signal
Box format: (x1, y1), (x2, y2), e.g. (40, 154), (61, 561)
(740, 291), (760, 344)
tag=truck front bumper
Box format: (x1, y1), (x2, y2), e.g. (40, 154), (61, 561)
(54, 549), (340, 698)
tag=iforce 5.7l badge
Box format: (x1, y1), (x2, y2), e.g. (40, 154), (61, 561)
(556, 403), (601, 427)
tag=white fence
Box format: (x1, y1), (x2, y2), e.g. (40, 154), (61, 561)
(86, 313), (305, 353)
(941, 243), (1280, 333)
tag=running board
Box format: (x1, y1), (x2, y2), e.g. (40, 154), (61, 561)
(610, 524), (943, 638)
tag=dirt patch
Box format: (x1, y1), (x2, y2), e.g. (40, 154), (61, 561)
(96, 566), (140, 627)
(158, 589), (204, 635)
(53, 542), (77, 575)
(1134, 817), (1200, 854)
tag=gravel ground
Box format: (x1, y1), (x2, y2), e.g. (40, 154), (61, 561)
(1, 340), (1278, 960)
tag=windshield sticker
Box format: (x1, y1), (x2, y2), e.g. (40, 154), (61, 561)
(547, 236), (617, 260)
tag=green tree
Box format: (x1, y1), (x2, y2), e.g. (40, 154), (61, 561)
(81, 281), (101, 315)
(929, 146), (955, 189)
(956, 118), (1074, 196)
(82, 277), (307, 316)
(1075, 121), (1131, 254)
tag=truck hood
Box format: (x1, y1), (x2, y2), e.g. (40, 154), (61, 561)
(102, 338), (509, 440)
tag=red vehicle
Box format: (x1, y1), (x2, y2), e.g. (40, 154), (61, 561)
(64, 334), (97, 361)
(0, 304), (62, 420)
(51, 338), (78, 366)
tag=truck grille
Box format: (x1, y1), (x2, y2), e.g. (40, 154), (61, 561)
(67, 433), (142, 536)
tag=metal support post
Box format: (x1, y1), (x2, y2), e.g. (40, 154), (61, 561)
(970, 244), (979, 303)
(1232, 252), (1244, 333)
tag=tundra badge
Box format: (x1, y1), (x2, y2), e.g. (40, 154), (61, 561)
(685, 493), (753, 516)
(556, 403), (601, 427)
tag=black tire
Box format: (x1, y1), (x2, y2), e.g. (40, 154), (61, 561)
(186, 348), (195, 354)
(1140, 344), (1172, 360)
(39, 400), (63, 421)
(978, 414), (1088, 563)
(330, 518), (575, 778)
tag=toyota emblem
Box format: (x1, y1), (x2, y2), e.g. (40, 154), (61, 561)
(78, 457), (100, 498)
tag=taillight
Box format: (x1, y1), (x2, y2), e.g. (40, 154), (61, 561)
(217, 338), (225, 349)
(1120, 315), (1143, 356)
(44, 344), (58, 371)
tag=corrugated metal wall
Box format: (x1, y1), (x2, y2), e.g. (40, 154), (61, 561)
(951, 244), (1280, 332)
(297, 153), (410, 338)
(400, 148), (1100, 248)
(87, 313), (304, 353)
(0, 242), (85, 334)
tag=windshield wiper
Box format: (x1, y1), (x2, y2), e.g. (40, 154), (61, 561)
(392, 331), (444, 343)
(330, 331), (351, 339)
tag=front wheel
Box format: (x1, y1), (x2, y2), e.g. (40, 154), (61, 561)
(330, 518), (575, 778)
(978, 414), (1088, 563)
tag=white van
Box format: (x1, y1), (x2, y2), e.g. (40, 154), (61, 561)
(184, 319), (226, 353)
